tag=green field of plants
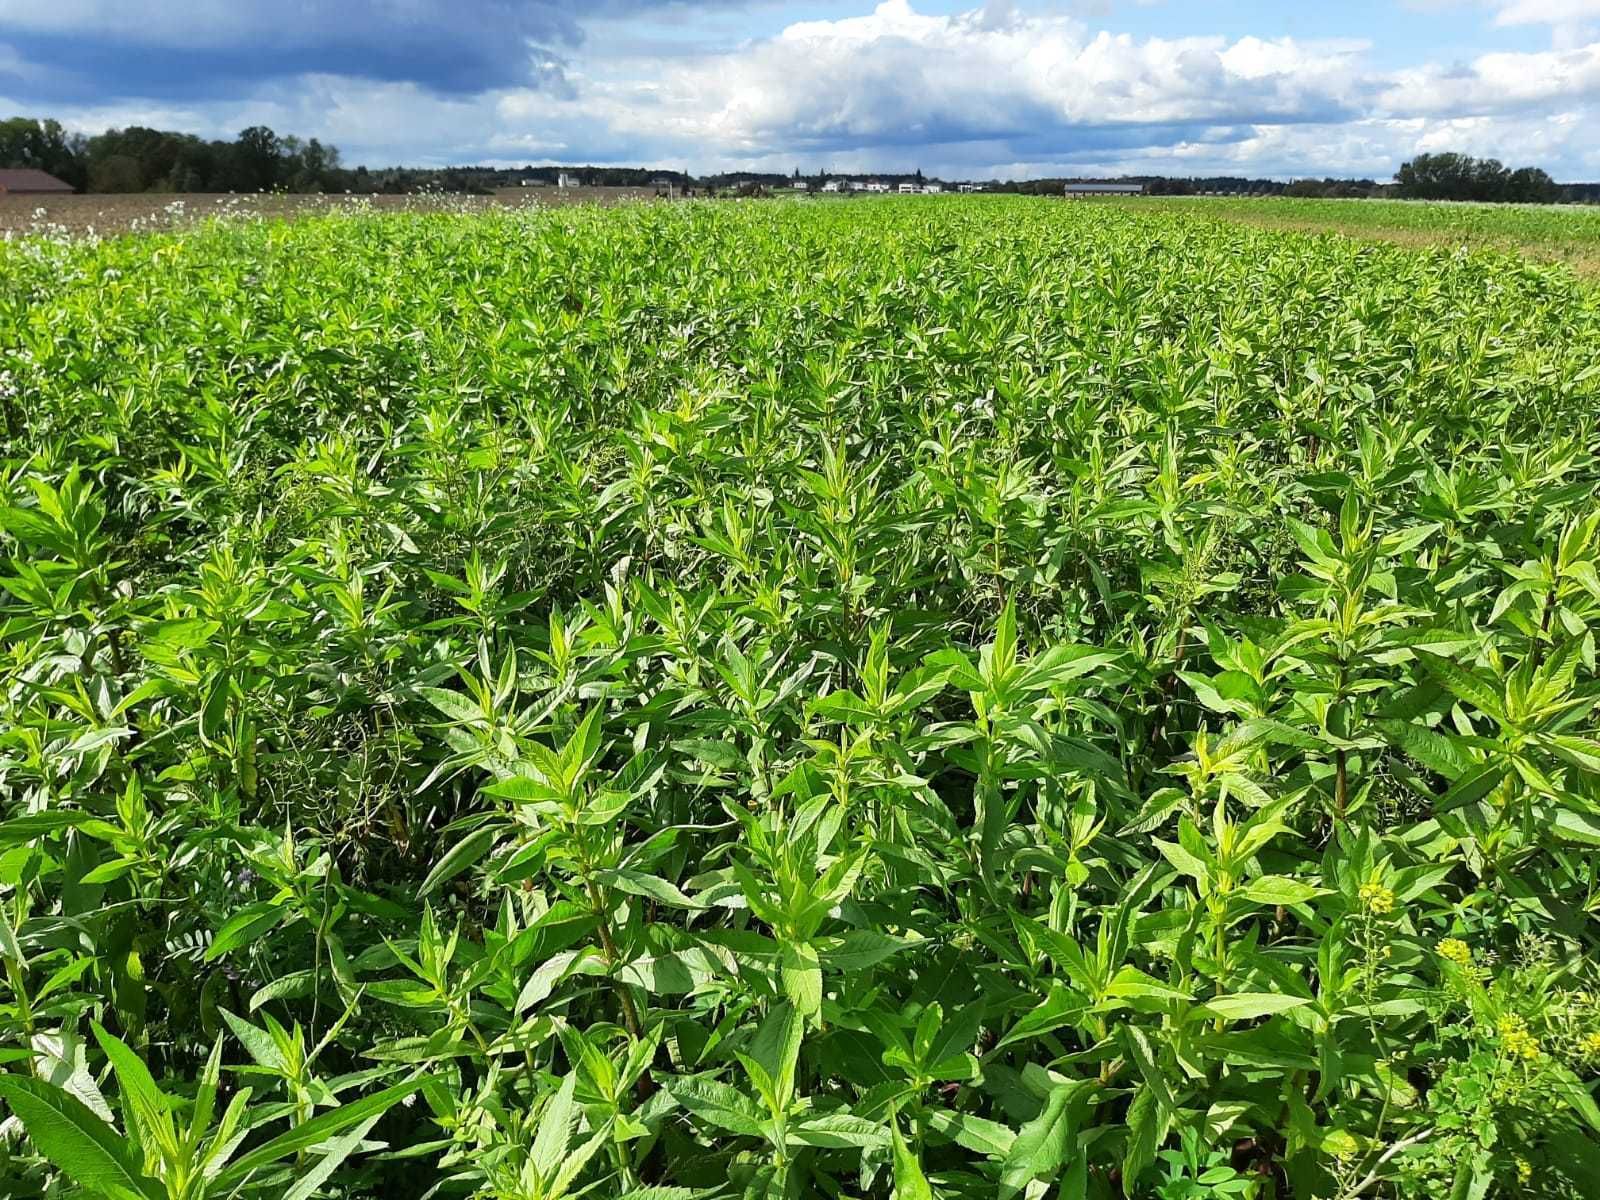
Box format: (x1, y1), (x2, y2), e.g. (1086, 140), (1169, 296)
(1173, 195), (1600, 240)
(2, 197), (1600, 1199)
(1132, 197), (1600, 279)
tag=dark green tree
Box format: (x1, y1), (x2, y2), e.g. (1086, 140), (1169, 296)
(230, 125), (283, 191)
(1393, 152), (1558, 203)
(0, 116), (86, 188)
(1507, 166), (1559, 203)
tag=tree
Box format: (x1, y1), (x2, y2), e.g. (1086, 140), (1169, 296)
(294, 138), (340, 191)
(0, 116), (86, 188)
(7, 112), (354, 194)
(230, 125), (283, 191)
(1397, 152), (1480, 200)
(86, 126), (201, 192)
(1393, 152), (1557, 203)
(87, 153), (143, 194)
(1507, 166), (1559, 204)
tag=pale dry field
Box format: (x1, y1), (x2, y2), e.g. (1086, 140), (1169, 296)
(0, 186), (666, 236)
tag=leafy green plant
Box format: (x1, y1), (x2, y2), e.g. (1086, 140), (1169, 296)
(3, 196), (1599, 1198)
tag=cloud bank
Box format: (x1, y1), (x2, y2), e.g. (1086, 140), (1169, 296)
(2, 0), (1598, 180)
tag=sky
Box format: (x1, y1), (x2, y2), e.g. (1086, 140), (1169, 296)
(3, 0), (1600, 181)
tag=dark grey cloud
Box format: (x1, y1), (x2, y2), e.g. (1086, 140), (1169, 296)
(0, 1), (703, 101)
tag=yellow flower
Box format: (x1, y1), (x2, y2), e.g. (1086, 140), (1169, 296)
(1358, 881), (1395, 916)
(1498, 1015), (1541, 1061)
(1436, 938), (1472, 967)
(1516, 1157), (1532, 1184)
(1579, 1031), (1600, 1058)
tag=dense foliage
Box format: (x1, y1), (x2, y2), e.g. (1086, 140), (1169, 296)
(2, 197), (1600, 1199)
(0, 119), (89, 191)
(1394, 154), (1560, 205)
(0, 117), (349, 196)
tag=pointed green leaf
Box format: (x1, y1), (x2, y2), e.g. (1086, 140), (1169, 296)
(0, 1076), (158, 1200)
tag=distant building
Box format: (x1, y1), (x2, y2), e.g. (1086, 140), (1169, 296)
(821, 181), (841, 193)
(1064, 182), (1145, 197)
(958, 184), (980, 193)
(520, 178), (548, 187)
(790, 181), (809, 191)
(922, 184), (944, 194)
(898, 183), (919, 194)
(866, 182), (890, 193)
(557, 173), (579, 189)
(0, 168), (72, 195)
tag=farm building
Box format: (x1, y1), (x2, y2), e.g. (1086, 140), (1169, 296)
(557, 173), (579, 189)
(0, 168), (73, 195)
(1064, 182), (1145, 197)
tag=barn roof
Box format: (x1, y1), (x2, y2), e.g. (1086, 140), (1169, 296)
(0, 168), (73, 193)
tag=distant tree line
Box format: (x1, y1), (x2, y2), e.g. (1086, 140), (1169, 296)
(0, 118), (711, 195)
(86, 126), (345, 193)
(354, 164), (701, 194)
(7, 117), (1598, 204)
(511, 166), (695, 188)
(985, 176), (1296, 197)
(1393, 152), (1561, 203)
(974, 176), (1379, 197)
(0, 116), (348, 193)
(700, 169), (931, 190)
(1020, 155), (1593, 204)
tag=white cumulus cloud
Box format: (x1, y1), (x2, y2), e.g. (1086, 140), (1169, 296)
(6, 0), (1600, 181)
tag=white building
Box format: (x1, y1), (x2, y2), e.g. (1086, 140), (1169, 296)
(866, 182), (890, 193)
(558, 173), (579, 189)
(923, 184), (944, 194)
(898, 183), (919, 194)
(821, 181), (841, 193)
(791, 181), (809, 191)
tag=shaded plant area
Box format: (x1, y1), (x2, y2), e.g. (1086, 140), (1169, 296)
(2, 197), (1600, 1198)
